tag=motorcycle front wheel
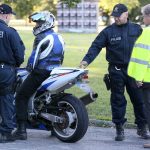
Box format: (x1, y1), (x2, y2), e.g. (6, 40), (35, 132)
(52, 95), (89, 143)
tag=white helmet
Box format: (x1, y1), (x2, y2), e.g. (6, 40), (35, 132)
(29, 11), (55, 35)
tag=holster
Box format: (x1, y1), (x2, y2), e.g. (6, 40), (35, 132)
(103, 74), (111, 90)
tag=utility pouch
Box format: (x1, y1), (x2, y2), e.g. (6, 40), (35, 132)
(103, 74), (111, 90)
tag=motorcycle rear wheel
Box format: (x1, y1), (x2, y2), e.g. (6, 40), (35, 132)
(52, 95), (89, 143)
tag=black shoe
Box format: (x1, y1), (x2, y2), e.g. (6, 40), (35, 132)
(13, 130), (27, 140)
(115, 124), (125, 141)
(137, 126), (150, 139)
(12, 122), (27, 140)
(0, 133), (15, 143)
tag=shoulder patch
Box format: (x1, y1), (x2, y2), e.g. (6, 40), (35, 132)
(0, 31), (3, 38)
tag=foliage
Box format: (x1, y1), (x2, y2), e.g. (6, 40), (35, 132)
(59, 0), (81, 7)
(129, 0), (150, 23)
(100, 0), (139, 15)
(1, 0), (82, 18)
(1, 0), (150, 20)
(2, 0), (40, 18)
(33, 0), (57, 16)
(139, 0), (150, 6)
(1, 0), (57, 18)
(99, 0), (139, 24)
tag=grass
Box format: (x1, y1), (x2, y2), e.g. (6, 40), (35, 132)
(18, 30), (135, 124)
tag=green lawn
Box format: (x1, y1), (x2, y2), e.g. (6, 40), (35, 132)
(18, 30), (135, 124)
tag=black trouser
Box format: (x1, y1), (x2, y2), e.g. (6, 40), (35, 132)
(15, 69), (50, 122)
(108, 64), (147, 127)
(141, 86), (150, 131)
(0, 64), (16, 134)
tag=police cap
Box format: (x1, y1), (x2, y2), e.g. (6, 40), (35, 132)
(111, 3), (128, 17)
(0, 4), (16, 15)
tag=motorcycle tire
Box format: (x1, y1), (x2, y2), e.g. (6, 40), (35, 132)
(52, 95), (89, 143)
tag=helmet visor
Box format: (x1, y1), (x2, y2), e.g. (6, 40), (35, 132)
(29, 12), (45, 23)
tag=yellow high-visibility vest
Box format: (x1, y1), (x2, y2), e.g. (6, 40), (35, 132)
(128, 27), (150, 82)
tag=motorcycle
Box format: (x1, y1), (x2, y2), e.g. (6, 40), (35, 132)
(15, 67), (98, 143)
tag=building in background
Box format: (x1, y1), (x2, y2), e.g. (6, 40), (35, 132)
(57, 0), (99, 33)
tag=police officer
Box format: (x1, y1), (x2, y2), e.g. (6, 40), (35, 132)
(0, 4), (25, 143)
(128, 4), (150, 148)
(80, 3), (149, 141)
(12, 11), (65, 140)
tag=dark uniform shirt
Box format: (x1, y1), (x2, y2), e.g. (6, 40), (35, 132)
(82, 21), (142, 66)
(0, 19), (25, 67)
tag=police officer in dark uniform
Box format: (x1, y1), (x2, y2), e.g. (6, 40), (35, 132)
(0, 4), (25, 143)
(80, 3), (149, 141)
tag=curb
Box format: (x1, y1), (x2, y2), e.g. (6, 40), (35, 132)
(89, 119), (136, 129)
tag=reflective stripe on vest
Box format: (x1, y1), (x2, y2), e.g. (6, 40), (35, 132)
(130, 57), (149, 65)
(128, 27), (150, 82)
(134, 43), (150, 51)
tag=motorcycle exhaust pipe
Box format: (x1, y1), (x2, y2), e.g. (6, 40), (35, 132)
(80, 93), (98, 105)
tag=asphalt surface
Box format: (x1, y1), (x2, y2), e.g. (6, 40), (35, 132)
(0, 126), (149, 150)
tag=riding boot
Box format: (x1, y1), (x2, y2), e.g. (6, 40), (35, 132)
(0, 132), (15, 143)
(12, 122), (27, 140)
(115, 124), (125, 141)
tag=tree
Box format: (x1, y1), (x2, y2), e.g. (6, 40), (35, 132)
(1, 0), (57, 18)
(2, 0), (41, 18)
(139, 0), (150, 7)
(99, 0), (140, 24)
(59, 0), (81, 7)
(1, 0), (82, 18)
(99, 0), (139, 15)
(129, 0), (150, 23)
(33, 0), (57, 16)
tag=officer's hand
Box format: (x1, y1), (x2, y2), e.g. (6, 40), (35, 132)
(136, 81), (143, 87)
(79, 61), (88, 69)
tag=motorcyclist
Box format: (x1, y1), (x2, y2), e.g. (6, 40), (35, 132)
(12, 11), (65, 140)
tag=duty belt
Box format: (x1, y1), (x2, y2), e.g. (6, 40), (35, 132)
(110, 64), (128, 68)
(109, 64), (128, 71)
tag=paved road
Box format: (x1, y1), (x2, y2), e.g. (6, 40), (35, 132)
(0, 126), (148, 150)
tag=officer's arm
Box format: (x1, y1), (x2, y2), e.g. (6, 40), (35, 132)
(82, 30), (107, 65)
(9, 29), (25, 67)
